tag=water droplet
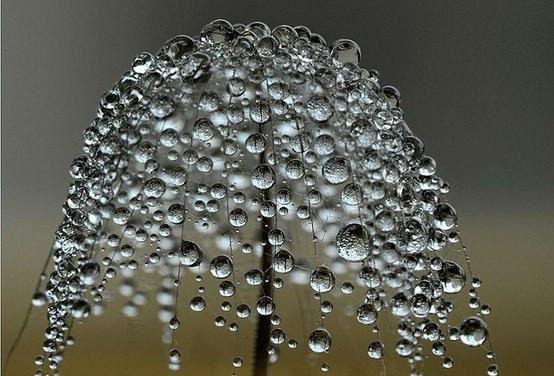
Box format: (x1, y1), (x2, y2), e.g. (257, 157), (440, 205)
(71, 300), (91, 319)
(395, 339), (414, 357)
(246, 133), (267, 153)
(250, 102), (271, 124)
(193, 118), (216, 142)
(179, 240), (202, 267)
(190, 296), (206, 312)
(256, 296), (275, 316)
(367, 341), (384, 359)
(232, 357), (243, 367)
(229, 208), (248, 227)
(322, 157), (351, 184)
(308, 328), (332, 353)
(274, 250), (294, 273)
(439, 261), (466, 293)
(356, 303), (378, 325)
(309, 266), (335, 293)
(251, 164), (275, 190)
(32, 292), (47, 307)
(210, 255), (233, 279)
(331, 39), (361, 64)
(433, 203), (457, 230)
(460, 317), (488, 347)
(306, 95), (333, 122)
(80, 262), (101, 286)
(336, 223), (371, 262)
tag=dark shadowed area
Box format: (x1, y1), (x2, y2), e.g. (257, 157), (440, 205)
(2, 1), (553, 375)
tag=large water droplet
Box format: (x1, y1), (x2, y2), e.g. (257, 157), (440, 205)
(309, 266), (335, 293)
(460, 317), (488, 347)
(210, 255), (233, 279)
(251, 164), (276, 190)
(308, 328), (332, 353)
(439, 261), (466, 293)
(179, 240), (202, 267)
(336, 223), (371, 262)
(322, 157), (351, 184)
(307, 95), (333, 122)
(330, 39), (361, 64)
(367, 341), (384, 359)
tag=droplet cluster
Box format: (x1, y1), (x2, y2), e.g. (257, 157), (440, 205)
(29, 19), (498, 375)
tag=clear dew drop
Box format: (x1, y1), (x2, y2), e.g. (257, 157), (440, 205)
(487, 364), (499, 375)
(439, 261), (466, 294)
(306, 95), (333, 122)
(356, 303), (378, 325)
(210, 255), (233, 279)
(31, 292), (47, 307)
(367, 341), (384, 359)
(143, 178), (166, 198)
(229, 208), (248, 227)
(284, 159), (305, 180)
(460, 317), (488, 347)
(308, 328), (332, 353)
(273, 250), (294, 273)
(336, 223), (371, 262)
(256, 296), (275, 316)
(251, 164), (276, 190)
(442, 356), (454, 369)
(168, 348), (181, 363)
(236, 304), (251, 318)
(169, 316), (180, 329)
(309, 266), (335, 293)
(192, 118), (216, 142)
(322, 156), (351, 184)
(270, 328), (286, 344)
(80, 262), (101, 286)
(219, 281), (235, 297)
(179, 240), (202, 267)
(250, 101), (271, 124)
(245, 133), (266, 153)
(330, 39), (361, 64)
(433, 203), (457, 230)
(190, 296), (206, 312)
(232, 357), (243, 368)
(395, 339), (414, 357)
(71, 300), (91, 319)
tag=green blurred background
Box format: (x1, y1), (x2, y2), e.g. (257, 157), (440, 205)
(2, 0), (553, 375)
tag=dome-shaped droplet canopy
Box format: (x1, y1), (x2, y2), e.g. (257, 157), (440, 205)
(22, 19), (499, 375)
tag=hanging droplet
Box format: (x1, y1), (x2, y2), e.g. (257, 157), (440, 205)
(80, 262), (101, 286)
(251, 164), (276, 190)
(256, 296), (275, 316)
(306, 95), (333, 122)
(336, 223), (371, 262)
(356, 303), (378, 325)
(331, 39), (361, 64)
(210, 255), (233, 279)
(309, 266), (335, 293)
(322, 156), (351, 184)
(179, 240), (202, 267)
(439, 261), (466, 293)
(308, 328), (332, 353)
(273, 250), (294, 273)
(367, 341), (384, 359)
(460, 317), (488, 347)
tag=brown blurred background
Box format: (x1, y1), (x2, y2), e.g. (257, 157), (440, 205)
(2, 0), (553, 375)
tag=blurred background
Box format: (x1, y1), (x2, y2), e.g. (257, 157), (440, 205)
(2, 0), (553, 375)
